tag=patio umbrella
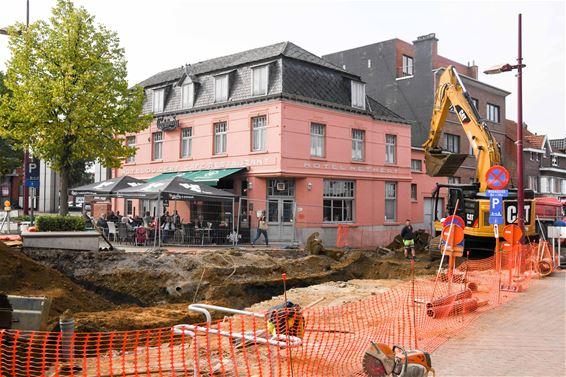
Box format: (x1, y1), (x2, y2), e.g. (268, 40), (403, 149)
(70, 176), (146, 197)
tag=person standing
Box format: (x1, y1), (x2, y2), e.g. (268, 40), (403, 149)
(401, 219), (416, 260)
(251, 210), (269, 247)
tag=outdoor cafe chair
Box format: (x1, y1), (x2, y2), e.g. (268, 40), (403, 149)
(107, 222), (117, 242)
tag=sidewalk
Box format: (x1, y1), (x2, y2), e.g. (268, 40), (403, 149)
(432, 271), (566, 376)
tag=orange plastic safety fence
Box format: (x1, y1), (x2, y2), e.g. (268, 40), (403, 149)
(1, 244), (545, 377)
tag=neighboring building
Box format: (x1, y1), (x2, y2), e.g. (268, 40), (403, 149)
(323, 33), (511, 184)
(504, 120), (566, 197)
(114, 41), (441, 246)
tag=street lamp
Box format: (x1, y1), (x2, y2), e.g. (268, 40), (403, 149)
(484, 13), (525, 242)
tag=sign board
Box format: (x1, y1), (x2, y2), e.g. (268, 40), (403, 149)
(504, 201), (532, 225)
(547, 226), (566, 239)
(25, 158), (40, 188)
(486, 189), (509, 225)
(494, 224), (499, 238)
(503, 224), (523, 244)
(486, 165), (510, 190)
(441, 225), (465, 256)
(443, 215), (465, 229)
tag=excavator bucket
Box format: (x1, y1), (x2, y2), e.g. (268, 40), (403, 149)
(425, 149), (468, 177)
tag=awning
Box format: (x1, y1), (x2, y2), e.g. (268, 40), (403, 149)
(116, 176), (235, 200)
(147, 167), (245, 186)
(70, 176), (146, 197)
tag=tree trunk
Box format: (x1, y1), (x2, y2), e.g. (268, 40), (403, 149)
(59, 169), (70, 215)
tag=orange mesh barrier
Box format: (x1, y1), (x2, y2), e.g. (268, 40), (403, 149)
(1, 243), (549, 377)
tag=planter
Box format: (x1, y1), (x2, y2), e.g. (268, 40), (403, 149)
(21, 231), (100, 251)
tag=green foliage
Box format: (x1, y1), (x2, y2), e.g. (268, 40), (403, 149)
(0, 0), (151, 214)
(36, 215), (85, 231)
(0, 72), (23, 175)
(13, 215), (32, 222)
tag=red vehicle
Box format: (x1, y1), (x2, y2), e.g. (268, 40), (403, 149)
(535, 197), (566, 242)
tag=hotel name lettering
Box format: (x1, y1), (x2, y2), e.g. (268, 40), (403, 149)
(157, 115), (180, 131)
(123, 157), (277, 175)
(303, 162), (399, 174)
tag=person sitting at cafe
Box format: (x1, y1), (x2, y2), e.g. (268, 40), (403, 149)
(107, 211), (119, 222)
(132, 215), (143, 227)
(173, 210), (181, 228)
(161, 216), (176, 243)
(121, 215), (133, 231)
(143, 211), (153, 228)
(195, 215), (206, 229)
(96, 214), (109, 237)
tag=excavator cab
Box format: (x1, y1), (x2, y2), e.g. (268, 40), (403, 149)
(424, 148), (468, 177)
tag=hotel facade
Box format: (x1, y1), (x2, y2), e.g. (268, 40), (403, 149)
(115, 42), (445, 246)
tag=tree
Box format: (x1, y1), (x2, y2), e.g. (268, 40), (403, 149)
(0, 0), (151, 214)
(0, 71), (23, 175)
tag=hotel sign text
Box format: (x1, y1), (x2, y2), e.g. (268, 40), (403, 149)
(303, 162), (399, 174)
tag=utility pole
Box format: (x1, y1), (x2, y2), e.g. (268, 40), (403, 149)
(516, 13), (525, 243)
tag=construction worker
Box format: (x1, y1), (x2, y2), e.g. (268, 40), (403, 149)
(266, 301), (305, 339)
(401, 219), (417, 261)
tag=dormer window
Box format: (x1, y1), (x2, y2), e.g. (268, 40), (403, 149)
(252, 65), (268, 96)
(351, 81), (366, 109)
(181, 83), (195, 109)
(215, 74), (229, 102)
(152, 88), (164, 113)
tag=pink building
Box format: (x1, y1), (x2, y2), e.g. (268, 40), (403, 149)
(115, 42), (442, 246)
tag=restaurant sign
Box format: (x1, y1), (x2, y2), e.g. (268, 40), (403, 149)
(157, 115), (180, 131)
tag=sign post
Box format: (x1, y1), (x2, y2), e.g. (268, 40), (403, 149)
(25, 158), (40, 224)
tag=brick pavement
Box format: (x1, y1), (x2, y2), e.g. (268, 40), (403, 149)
(431, 271), (566, 376)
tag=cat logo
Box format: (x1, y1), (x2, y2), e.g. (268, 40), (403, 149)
(455, 105), (471, 124)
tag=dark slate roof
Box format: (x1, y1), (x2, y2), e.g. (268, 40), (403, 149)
(139, 42), (349, 88)
(366, 96), (405, 122)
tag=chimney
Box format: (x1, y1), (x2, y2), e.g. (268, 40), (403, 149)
(413, 33), (438, 76)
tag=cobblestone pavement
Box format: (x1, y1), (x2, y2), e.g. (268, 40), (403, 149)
(432, 271), (565, 376)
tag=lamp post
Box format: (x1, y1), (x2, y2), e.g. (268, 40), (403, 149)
(484, 13), (526, 243)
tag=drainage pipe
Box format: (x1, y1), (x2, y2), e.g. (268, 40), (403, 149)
(188, 303), (266, 324)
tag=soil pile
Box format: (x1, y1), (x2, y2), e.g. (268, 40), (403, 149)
(0, 241), (114, 321)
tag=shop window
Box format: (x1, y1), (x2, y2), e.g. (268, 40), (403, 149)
(411, 159), (422, 172)
(252, 116), (267, 151)
(181, 83), (194, 109)
(252, 65), (268, 96)
(411, 184), (417, 200)
(152, 132), (163, 160)
(323, 180), (355, 223)
(214, 74), (229, 102)
(310, 123), (325, 157)
(352, 129), (365, 161)
(385, 182), (397, 221)
(487, 103), (500, 123)
(181, 127), (192, 158)
(444, 133), (460, 153)
(126, 136), (136, 163)
(351, 81), (366, 109)
(152, 88), (164, 113)
(214, 122), (227, 155)
(385, 134), (396, 163)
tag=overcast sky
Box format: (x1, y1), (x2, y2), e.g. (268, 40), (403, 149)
(1, 0), (564, 138)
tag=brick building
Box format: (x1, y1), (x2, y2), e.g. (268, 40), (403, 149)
(323, 33), (511, 184)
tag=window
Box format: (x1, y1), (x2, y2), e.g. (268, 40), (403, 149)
(126, 200), (133, 216)
(471, 98), (479, 110)
(551, 156), (558, 167)
(530, 152), (540, 161)
(252, 115), (267, 151)
(367, 59), (371, 68)
(411, 184), (417, 200)
(152, 89), (164, 113)
(310, 123), (325, 157)
(351, 81), (366, 109)
(352, 129), (365, 161)
(448, 176), (461, 184)
(411, 159), (422, 172)
(486, 103), (500, 123)
(528, 176), (538, 193)
(126, 136), (136, 163)
(385, 134), (396, 163)
(214, 74), (229, 102)
(181, 83), (194, 109)
(551, 177), (560, 194)
(214, 122), (227, 155)
(562, 179), (566, 195)
(402, 55), (414, 76)
(385, 182), (397, 221)
(444, 133), (460, 153)
(540, 177), (549, 193)
(323, 180), (355, 223)
(181, 127), (192, 158)
(267, 179), (295, 196)
(252, 65), (268, 96)
(152, 132), (163, 160)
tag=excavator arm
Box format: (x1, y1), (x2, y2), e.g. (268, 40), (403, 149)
(422, 66), (501, 192)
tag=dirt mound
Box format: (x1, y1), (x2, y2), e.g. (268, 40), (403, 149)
(0, 241), (114, 322)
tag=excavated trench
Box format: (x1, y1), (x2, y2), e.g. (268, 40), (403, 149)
(18, 247), (435, 331)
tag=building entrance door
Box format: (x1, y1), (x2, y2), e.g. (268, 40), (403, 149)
(266, 179), (295, 242)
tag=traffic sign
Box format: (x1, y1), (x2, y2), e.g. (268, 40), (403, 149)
(502, 224), (523, 244)
(486, 189), (509, 197)
(25, 157), (40, 188)
(443, 215), (465, 229)
(441, 225), (465, 246)
(486, 165), (510, 190)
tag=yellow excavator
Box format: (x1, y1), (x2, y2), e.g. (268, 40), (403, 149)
(423, 66), (536, 252)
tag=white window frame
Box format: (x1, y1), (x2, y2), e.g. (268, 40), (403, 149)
(152, 89), (164, 113)
(385, 134), (397, 164)
(448, 176), (461, 184)
(402, 55), (414, 76)
(471, 97), (479, 111)
(214, 74), (229, 102)
(323, 180), (355, 223)
(411, 159), (422, 172)
(352, 129), (365, 161)
(351, 81), (366, 109)
(181, 127), (192, 158)
(486, 103), (500, 123)
(385, 182), (397, 221)
(252, 65), (269, 96)
(181, 82), (194, 109)
(214, 121), (227, 155)
(126, 136), (136, 163)
(561, 179), (566, 195)
(540, 176), (549, 193)
(410, 183), (417, 201)
(444, 133), (460, 153)
(251, 115), (267, 152)
(310, 123), (325, 158)
(528, 176), (538, 193)
(152, 132), (163, 160)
